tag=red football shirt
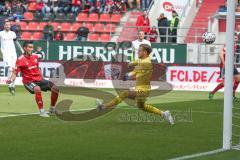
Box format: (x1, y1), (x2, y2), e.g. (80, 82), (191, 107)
(15, 54), (42, 84)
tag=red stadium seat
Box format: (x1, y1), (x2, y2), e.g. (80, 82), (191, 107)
(72, 23), (82, 31)
(38, 22), (47, 30)
(20, 21), (27, 30)
(28, 22), (39, 31)
(76, 13), (88, 22)
(51, 22), (60, 31)
(61, 22), (71, 32)
(85, 23), (94, 32)
(28, 2), (37, 11)
(111, 14), (121, 23)
(88, 13), (99, 22)
(99, 14), (110, 22)
(23, 12), (34, 21)
(32, 32), (43, 40)
(88, 33), (99, 41)
(105, 24), (116, 33)
(21, 32), (32, 40)
(100, 34), (111, 42)
(94, 23), (105, 32)
(64, 33), (76, 41)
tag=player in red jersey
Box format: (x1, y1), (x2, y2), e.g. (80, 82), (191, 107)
(6, 41), (59, 117)
(209, 34), (240, 100)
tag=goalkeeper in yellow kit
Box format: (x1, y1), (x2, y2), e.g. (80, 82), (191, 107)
(96, 44), (174, 125)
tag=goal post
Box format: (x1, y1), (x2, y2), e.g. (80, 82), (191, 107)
(224, 0), (236, 150)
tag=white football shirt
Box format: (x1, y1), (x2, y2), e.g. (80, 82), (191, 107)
(0, 30), (17, 55)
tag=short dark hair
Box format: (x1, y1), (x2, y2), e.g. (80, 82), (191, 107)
(139, 44), (152, 54)
(23, 41), (33, 48)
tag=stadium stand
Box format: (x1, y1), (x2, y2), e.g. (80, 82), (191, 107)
(88, 33), (99, 41)
(32, 32), (43, 40)
(186, 0), (225, 43)
(21, 31), (32, 40)
(0, 0), (143, 41)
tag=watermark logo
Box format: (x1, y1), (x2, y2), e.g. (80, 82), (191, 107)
(119, 109), (192, 123)
(50, 41), (173, 121)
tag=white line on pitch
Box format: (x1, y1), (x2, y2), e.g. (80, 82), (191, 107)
(169, 148), (226, 160)
(0, 107), (222, 119)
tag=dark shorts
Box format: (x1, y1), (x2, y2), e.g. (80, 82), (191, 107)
(220, 67), (239, 79)
(24, 79), (54, 94)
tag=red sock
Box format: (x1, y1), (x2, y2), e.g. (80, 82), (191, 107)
(233, 81), (239, 96)
(211, 82), (224, 94)
(51, 90), (59, 107)
(35, 92), (43, 110)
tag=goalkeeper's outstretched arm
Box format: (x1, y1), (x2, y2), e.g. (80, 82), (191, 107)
(123, 71), (136, 81)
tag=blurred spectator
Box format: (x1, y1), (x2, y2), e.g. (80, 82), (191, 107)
(141, 0), (152, 10)
(2, 1), (11, 17)
(57, 0), (71, 14)
(112, 0), (126, 13)
(99, 0), (125, 13)
(136, 11), (150, 34)
(89, 0), (97, 13)
(42, 1), (51, 15)
(51, 0), (60, 14)
(10, 19), (21, 39)
(219, 1), (227, 12)
(9, 1), (25, 20)
(168, 10), (179, 43)
(104, 0), (114, 13)
(148, 26), (158, 42)
(128, 0), (140, 10)
(54, 26), (64, 40)
(157, 13), (168, 43)
(0, 1), (4, 13)
(77, 23), (89, 41)
(43, 21), (54, 40)
(99, 0), (105, 13)
(36, 0), (44, 15)
(35, 46), (46, 60)
(71, 0), (82, 15)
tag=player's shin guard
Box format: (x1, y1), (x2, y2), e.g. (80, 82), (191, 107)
(211, 82), (224, 94)
(104, 91), (129, 108)
(35, 92), (44, 110)
(141, 104), (163, 116)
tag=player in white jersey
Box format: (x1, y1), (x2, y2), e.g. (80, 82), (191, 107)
(0, 21), (17, 95)
(131, 30), (151, 61)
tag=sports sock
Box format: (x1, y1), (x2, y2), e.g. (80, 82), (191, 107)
(142, 104), (163, 116)
(211, 82), (224, 94)
(7, 67), (15, 88)
(233, 81), (239, 97)
(35, 92), (43, 110)
(104, 91), (129, 108)
(51, 90), (59, 107)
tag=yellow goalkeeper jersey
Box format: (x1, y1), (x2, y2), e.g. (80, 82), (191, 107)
(129, 56), (152, 91)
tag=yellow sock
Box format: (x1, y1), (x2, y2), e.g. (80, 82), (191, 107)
(104, 97), (122, 108)
(142, 104), (163, 116)
(104, 91), (129, 109)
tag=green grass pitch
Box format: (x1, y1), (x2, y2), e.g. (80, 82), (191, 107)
(0, 85), (240, 160)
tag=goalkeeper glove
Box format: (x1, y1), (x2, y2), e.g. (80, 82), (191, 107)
(123, 73), (130, 81)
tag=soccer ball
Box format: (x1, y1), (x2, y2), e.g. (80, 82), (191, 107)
(202, 32), (216, 44)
